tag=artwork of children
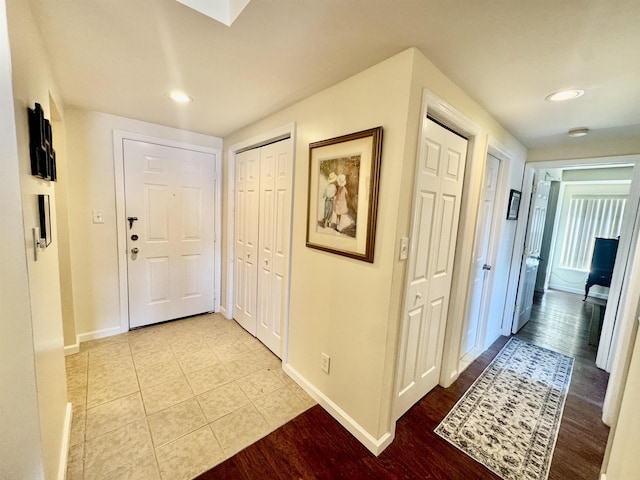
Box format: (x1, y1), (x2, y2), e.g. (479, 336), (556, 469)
(317, 154), (361, 238)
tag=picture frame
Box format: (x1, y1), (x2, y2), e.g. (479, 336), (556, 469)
(38, 194), (52, 247)
(507, 189), (521, 220)
(306, 126), (383, 263)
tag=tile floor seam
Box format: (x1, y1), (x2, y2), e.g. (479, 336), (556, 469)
(66, 313), (316, 480)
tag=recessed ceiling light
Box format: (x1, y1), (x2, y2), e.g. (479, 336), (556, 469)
(568, 127), (589, 137)
(168, 91), (193, 103)
(545, 89), (585, 102)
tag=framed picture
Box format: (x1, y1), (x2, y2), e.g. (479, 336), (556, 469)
(507, 189), (521, 220)
(38, 194), (52, 247)
(306, 126), (383, 263)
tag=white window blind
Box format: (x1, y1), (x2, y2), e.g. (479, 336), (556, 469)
(559, 194), (626, 271)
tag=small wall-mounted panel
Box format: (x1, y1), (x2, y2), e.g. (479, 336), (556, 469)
(28, 103), (56, 181)
(38, 194), (52, 247)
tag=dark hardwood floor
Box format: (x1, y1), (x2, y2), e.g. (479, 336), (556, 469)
(198, 289), (610, 480)
(515, 289), (604, 362)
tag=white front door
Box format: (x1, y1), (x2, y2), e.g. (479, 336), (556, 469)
(394, 118), (468, 420)
(124, 139), (216, 328)
(234, 138), (293, 357)
(513, 179), (551, 333)
(460, 154), (500, 362)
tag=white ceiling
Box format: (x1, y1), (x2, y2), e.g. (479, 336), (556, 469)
(27, 0), (640, 148)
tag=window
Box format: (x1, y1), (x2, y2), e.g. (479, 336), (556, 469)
(559, 194), (626, 271)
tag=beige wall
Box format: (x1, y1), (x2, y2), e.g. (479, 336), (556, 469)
(562, 166), (634, 182)
(222, 48), (526, 448)
(0, 0), (47, 477)
(6, 0), (69, 477)
(64, 108), (221, 342)
(528, 131), (640, 163)
(224, 49), (416, 441)
(404, 51), (527, 381)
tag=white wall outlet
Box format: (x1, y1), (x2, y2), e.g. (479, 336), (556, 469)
(399, 236), (409, 260)
(320, 353), (330, 374)
(92, 209), (104, 224)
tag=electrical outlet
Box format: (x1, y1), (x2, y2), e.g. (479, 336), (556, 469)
(320, 353), (330, 374)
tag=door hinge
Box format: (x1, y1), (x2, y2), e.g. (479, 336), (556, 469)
(514, 304), (519, 313)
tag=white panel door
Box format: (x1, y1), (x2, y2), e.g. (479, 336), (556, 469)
(234, 147), (260, 335)
(460, 154), (500, 360)
(394, 118), (468, 420)
(513, 179), (551, 333)
(256, 139), (293, 357)
(124, 140), (215, 328)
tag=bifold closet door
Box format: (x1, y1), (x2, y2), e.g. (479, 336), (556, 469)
(234, 138), (293, 357)
(256, 139), (293, 357)
(234, 147), (260, 335)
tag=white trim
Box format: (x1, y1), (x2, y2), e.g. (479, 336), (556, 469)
(64, 339), (79, 356)
(502, 167), (530, 335)
(283, 362), (395, 456)
(419, 91), (483, 390)
(57, 402), (72, 480)
(602, 166), (640, 426)
(112, 130), (222, 333)
(214, 146), (222, 313)
(461, 153), (505, 366)
(226, 122), (296, 362)
(485, 137), (518, 342)
(78, 326), (122, 344)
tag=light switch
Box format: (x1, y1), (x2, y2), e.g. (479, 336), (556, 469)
(93, 209), (104, 224)
(399, 236), (409, 260)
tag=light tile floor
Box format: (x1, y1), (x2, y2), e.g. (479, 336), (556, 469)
(66, 313), (316, 480)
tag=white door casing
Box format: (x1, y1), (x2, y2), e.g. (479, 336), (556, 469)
(234, 147), (260, 334)
(513, 179), (551, 333)
(123, 139), (215, 328)
(256, 140), (293, 356)
(460, 154), (501, 361)
(394, 118), (469, 420)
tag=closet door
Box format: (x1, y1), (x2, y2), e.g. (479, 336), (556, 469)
(257, 139), (293, 357)
(234, 148), (260, 334)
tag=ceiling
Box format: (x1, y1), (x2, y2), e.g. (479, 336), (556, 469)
(27, 0), (640, 148)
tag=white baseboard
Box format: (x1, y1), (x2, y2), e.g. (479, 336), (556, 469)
(219, 305), (231, 320)
(77, 326), (122, 344)
(282, 363), (395, 456)
(64, 337), (80, 356)
(549, 284), (609, 300)
(58, 402), (72, 480)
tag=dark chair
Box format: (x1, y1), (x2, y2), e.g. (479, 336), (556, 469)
(584, 237), (619, 300)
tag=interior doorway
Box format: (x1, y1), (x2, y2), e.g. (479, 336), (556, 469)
(510, 159), (639, 372)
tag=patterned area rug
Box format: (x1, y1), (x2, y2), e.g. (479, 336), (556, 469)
(435, 338), (573, 480)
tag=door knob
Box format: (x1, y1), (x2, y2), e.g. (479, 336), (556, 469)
(131, 247), (139, 254)
(482, 264), (492, 271)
